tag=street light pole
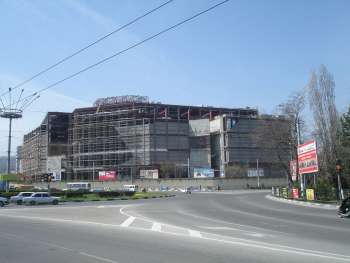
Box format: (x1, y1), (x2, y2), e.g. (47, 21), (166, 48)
(256, 159), (260, 188)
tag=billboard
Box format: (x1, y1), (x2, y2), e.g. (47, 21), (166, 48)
(193, 168), (214, 178)
(50, 172), (61, 181)
(140, 169), (159, 179)
(99, 171), (117, 181)
(306, 189), (315, 201)
(247, 169), (264, 177)
(292, 188), (299, 199)
(290, 160), (297, 181)
(298, 140), (319, 174)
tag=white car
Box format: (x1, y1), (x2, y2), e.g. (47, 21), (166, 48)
(22, 192), (60, 205)
(10, 192), (34, 205)
(0, 196), (9, 207)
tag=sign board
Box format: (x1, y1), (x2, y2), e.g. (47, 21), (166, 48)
(292, 188), (299, 199)
(275, 187), (280, 197)
(140, 169), (159, 179)
(282, 187), (288, 198)
(50, 172), (61, 182)
(298, 140), (319, 174)
(290, 160), (297, 181)
(193, 168), (214, 178)
(98, 171), (117, 181)
(306, 189), (315, 201)
(247, 169), (264, 177)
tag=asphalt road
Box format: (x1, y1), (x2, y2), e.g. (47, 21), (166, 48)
(0, 190), (349, 263)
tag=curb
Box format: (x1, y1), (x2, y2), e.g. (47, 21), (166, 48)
(265, 195), (338, 210)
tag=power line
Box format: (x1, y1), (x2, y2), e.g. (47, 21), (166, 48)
(19, 0), (230, 103)
(0, 0), (175, 98)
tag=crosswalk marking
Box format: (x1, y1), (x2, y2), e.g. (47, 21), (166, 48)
(120, 216), (135, 227)
(188, 230), (202, 238)
(151, 222), (162, 232)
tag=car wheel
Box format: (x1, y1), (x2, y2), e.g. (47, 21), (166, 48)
(52, 199), (58, 205)
(17, 200), (22, 205)
(0, 201), (4, 207)
(30, 200), (36, 205)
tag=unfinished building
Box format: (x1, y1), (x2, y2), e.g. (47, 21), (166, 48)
(20, 96), (291, 182)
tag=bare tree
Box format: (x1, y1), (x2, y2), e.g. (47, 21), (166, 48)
(251, 91), (306, 185)
(308, 65), (341, 178)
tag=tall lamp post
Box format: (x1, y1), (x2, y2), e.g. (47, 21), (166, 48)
(1, 108), (22, 191)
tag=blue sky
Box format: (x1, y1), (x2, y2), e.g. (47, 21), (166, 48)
(0, 0), (349, 152)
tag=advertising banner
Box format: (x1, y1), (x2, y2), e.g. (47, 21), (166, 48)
(298, 140), (319, 174)
(306, 189), (315, 201)
(50, 172), (61, 182)
(247, 169), (264, 177)
(99, 171), (117, 181)
(282, 187), (288, 198)
(290, 160), (297, 181)
(193, 168), (214, 178)
(140, 169), (159, 179)
(292, 188), (299, 199)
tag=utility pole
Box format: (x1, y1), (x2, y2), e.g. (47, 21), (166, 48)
(7, 117), (12, 175)
(187, 157), (190, 178)
(296, 116), (304, 197)
(256, 159), (260, 188)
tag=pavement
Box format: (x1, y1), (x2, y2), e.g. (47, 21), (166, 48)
(266, 194), (338, 209)
(0, 190), (349, 263)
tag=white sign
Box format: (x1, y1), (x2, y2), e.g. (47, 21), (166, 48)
(51, 172), (61, 181)
(247, 169), (264, 177)
(140, 169), (159, 179)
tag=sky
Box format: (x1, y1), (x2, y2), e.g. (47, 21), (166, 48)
(0, 0), (349, 154)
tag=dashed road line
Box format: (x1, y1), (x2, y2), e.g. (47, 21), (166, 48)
(188, 229), (202, 238)
(120, 216), (135, 227)
(79, 252), (119, 263)
(151, 222), (162, 232)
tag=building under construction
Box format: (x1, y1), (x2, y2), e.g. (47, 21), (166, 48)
(20, 95), (290, 182)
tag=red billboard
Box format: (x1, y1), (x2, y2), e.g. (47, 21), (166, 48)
(292, 188), (299, 199)
(297, 140), (319, 174)
(99, 171), (117, 181)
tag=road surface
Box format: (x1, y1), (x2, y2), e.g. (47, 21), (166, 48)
(0, 190), (349, 263)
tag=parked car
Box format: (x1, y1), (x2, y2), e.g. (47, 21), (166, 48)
(10, 192), (34, 205)
(122, 185), (138, 192)
(22, 192), (60, 205)
(0, 196), (9, 207)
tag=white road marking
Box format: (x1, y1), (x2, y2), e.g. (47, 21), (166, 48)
(246, 233), (265, 238)
(198, 226), (238, 230)
(188, 230), (202, 238)
(120, 216), (135, 227)
(79, 252), (119, 263)
(151, 222), (162, 232)
(97, 206), (106, 208)
(1, 213), (350, 261)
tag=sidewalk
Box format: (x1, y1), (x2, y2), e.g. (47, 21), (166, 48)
(266, 194), (338, 210)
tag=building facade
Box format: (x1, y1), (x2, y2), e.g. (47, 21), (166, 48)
(20, 96), (290, 182)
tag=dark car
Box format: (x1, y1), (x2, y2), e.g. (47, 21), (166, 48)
(0, 196), (9, 207)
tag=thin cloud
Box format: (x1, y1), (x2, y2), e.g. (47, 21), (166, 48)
(62, 0), (116, 30)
